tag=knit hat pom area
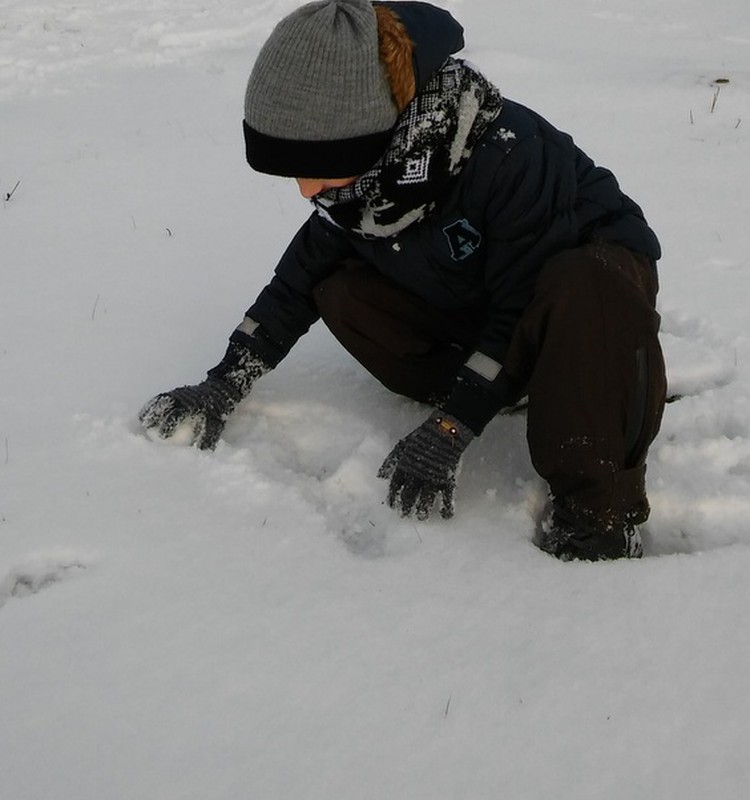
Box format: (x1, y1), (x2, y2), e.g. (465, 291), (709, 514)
(244, 0), (399, 178)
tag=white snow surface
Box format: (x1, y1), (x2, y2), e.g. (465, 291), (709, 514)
(2, 1), (750, 797)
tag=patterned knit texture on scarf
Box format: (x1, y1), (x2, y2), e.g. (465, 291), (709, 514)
(313, 58), (504, 239)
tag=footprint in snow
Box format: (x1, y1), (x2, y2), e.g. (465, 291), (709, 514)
(660, 307), (737, 400)
(648, 310), (750, 555)
(0, 559), (87, 609)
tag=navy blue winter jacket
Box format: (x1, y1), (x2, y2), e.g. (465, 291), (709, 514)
(245, 100), (659, 363)
(240, 2), (660, 426)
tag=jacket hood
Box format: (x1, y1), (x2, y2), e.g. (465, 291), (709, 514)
(378, 1), (465, 93)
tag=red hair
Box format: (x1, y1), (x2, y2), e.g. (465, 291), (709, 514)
(374, 4), (416, 113)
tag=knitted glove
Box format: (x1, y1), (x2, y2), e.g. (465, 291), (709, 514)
(377, 411), (475, 520)
(138, 341), (268, 450)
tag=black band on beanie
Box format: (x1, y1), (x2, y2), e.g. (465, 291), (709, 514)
(243, 120), (393, 178)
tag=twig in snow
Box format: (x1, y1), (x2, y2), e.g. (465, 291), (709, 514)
(710, 79), (729, 114)
(91, 294), (100, 321)
(4, 180), (20, 202)
(710, 86), (721, 114)
(444, 696), (452, 717)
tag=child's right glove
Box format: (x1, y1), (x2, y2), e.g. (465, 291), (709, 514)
(138, 341), (269, 450)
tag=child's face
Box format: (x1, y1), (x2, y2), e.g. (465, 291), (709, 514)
(295, 176), (358, 199)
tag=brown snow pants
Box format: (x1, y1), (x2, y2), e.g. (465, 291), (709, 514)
(313, 241), (666, 524)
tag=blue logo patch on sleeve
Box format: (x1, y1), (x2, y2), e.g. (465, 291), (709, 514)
(443, 218), (482, 261)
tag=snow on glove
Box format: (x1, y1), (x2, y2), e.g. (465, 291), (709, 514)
(138, 379), (240, 450)
(377, 411), (474, 520)
(138, 342), (268, 450)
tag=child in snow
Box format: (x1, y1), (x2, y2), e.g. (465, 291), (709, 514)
(139, 0), (666, 561)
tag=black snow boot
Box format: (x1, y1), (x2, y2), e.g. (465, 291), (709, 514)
(538, 504), (644, 562)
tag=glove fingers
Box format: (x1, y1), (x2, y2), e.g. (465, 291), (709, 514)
(380, 413), (473, 520)
(138, 394), (168, 428)
(397, 476), (422, 518)
(377, 441), (405, 480)
(438, 483), (456, 519)
(386, 470), (405, 511)
(196, 415), (224, 451)
(415, 486), (438, 521)
(139, 394), (185, 439)
(140, 381), (237, 448)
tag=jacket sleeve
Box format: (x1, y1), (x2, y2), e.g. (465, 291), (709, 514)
(236, 212), (355, 365)
(443, 133), (580, 433)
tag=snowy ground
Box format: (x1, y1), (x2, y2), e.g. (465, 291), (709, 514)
(2, 1), (750, 797)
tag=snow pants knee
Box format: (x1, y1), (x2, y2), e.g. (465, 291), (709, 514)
(313, 242), (666, 523)
(502, 241), (666, 524)
(313, 259), (480, 403)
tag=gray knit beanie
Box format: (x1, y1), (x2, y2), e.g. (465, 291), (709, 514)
(243, 0), (398, 178)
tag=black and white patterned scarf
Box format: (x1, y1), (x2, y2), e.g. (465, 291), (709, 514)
(313, 59), (504, 239)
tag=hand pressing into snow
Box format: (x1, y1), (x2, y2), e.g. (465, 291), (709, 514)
(378, 411), (474, 520)
(138, 379), (241, 450)
(139, 341), (269, 450)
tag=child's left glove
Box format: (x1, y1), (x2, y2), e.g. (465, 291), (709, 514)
(377, 411), (474, 520)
